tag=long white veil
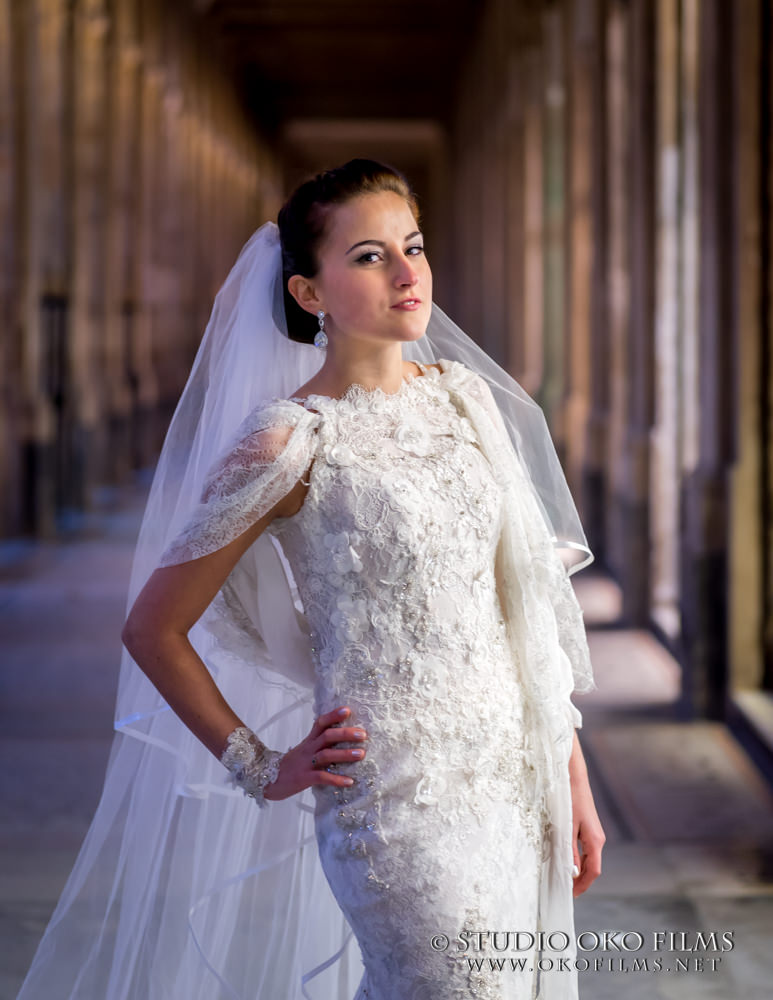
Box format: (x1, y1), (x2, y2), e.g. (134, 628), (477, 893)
(16, 221), (593, 1000)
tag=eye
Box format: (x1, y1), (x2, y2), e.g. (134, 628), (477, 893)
(355, 245), (425, 265)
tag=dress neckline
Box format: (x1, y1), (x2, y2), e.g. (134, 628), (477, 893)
(287, 360), (441, 409)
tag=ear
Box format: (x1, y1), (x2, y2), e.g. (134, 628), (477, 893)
(287, 274), (323, 316)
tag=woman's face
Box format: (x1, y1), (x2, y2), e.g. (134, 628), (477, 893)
(294, 189), (433, 347)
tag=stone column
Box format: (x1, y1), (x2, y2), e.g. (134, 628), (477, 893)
(480, 0), (508, 367)
(541, 5), (568, 457)
(132, 51), (163, 461)
(69, 0), (110, 511)
(564, 0), (598, 521)
(679, 0), (736, 718)
(582, 0), (610, 563)
(451, 29), (485, 337)
(504, 48), (527, 381)
(728, 0), (766, 699)
(155, 80), (186, 403)
(193, 112), (212, 337)
(521, 47), (547, 399)
(178, 100), (199, 360)
(0, 0), (17, 534)
(766, 6), (773, 694)
(649, 0), (682, 640)
(16, 0), (70, 535)
(604, 0), (632, 580)
(619, 0), (656, 624)
(102, 0), (141, 483)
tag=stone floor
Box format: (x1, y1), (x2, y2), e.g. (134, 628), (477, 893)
(569, 576), (773, 1000)
(1, 479), (772, 999)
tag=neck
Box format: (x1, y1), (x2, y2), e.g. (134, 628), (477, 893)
(315, 339), (408, 394)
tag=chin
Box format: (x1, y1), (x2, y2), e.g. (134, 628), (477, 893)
(408, 323), (430, 342)
(392, 323), (429, 344)
(395, 310), (432, 342)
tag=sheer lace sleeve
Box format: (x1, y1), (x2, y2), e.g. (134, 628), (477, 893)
(159, 401), (320, 568)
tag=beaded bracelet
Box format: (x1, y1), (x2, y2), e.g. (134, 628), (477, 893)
(220, 725), (288, 808)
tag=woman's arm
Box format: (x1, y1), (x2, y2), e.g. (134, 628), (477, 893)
(121, 475), (367, 801)
(121, 498), (288, 759)
(568, 730), (606, 896)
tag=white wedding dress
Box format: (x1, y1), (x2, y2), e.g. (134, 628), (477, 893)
(173, 358), (582, 1000)
(272, 361), (545, 1000)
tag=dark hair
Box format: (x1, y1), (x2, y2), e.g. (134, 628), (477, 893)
(277, 158), (421, 343)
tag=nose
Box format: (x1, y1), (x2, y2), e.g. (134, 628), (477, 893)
(394, 254), (420, 287)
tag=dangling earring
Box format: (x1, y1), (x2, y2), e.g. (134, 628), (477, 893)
(314, 310), (328, 349)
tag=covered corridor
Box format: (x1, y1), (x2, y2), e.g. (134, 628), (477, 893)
(1, 1), (772, 996)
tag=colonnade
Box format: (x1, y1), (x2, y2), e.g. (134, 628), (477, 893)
(449, 0), (772, 726)
(0, 0), (280, 537)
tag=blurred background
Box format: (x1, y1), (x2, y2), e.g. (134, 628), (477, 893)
(1, 1), (772, 998)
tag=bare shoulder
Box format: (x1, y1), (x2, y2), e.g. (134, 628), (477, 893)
(287, 375), (322, 400)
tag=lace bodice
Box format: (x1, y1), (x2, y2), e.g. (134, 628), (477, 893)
(270, 361), (546, 828)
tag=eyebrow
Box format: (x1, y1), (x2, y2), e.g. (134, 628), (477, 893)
(345, 231), (423, 255)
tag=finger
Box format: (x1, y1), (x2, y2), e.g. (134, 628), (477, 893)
(573, 852), (602, 896)
(319, 724), (368, 746)
(574, 873), (595, 897)
(309, 707), (351, 739)
(312, 769), (355, 789)
(573, 857), (592, 897)
(312, 746), (366, 768)
(309, 727), (367, 757)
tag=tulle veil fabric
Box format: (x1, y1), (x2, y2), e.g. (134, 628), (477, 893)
(16, 221), (595, 999)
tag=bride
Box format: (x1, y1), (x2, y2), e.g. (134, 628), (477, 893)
(17, 158), (604, 1000)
